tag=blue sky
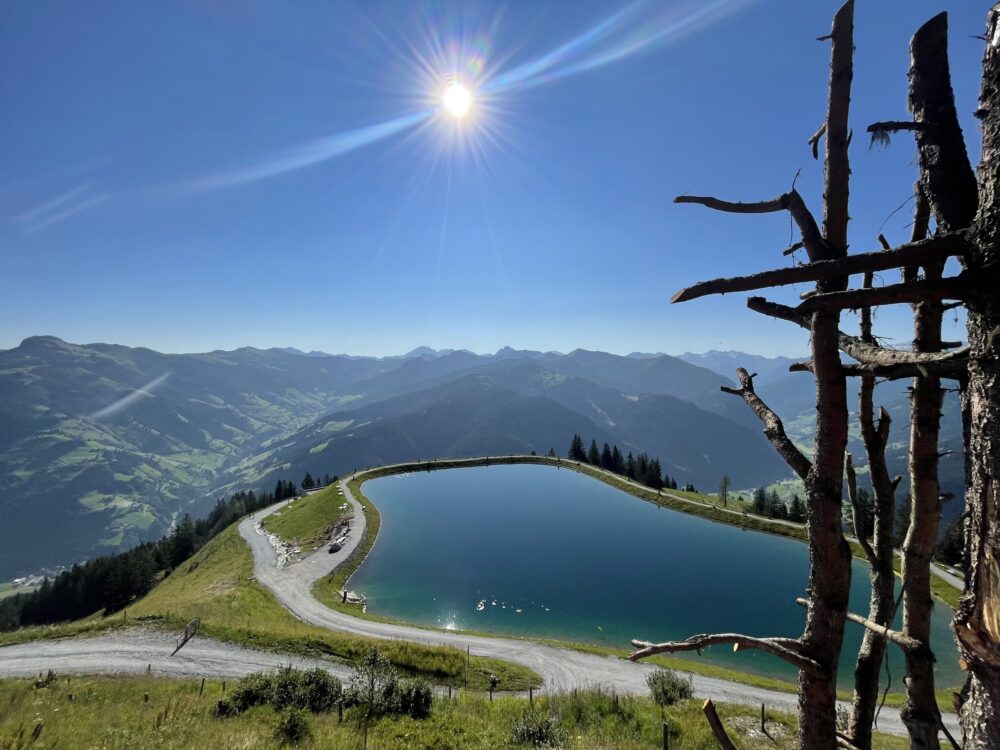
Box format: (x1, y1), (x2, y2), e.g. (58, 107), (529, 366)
(0, 1), (987, 357)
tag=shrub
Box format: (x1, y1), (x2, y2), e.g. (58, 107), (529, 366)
(350, 647), (399, 719)
(274, 707), (312, 745)
(215, 668), (344, 718)
(511, 709), (567, 747)
(272, 668), (302, 711)
(398, 680), (433, 719)
(646, 668), (693, 707)
(558, 688), (637, 729)
(298, 668), (344, 713)
(220, 671), (274, 715)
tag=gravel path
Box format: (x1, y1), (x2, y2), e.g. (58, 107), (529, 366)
(0, 628), (351, 681)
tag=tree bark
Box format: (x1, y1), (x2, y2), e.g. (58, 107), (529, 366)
(903, 255), (946, 750)
(847, 268), (899, 750)
(955, 7), (1000, 747)
(908, 13), (979, 234)
(797, 4), (854, 748)
(893, 13), (981, 748)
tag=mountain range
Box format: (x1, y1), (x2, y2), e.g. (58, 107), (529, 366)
(0, 336), (964, 580)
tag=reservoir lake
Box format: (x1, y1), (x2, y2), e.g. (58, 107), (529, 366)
(348, 463), (961, 688)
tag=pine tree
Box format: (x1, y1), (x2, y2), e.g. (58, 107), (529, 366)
(769, 490), (788, 520)
(600, 443), (614, 471)
(612, 445), (624, 474)
(753, 487), (768, 516)
(789, 494), (806, 523)
(625, 452), (636, 479)
(587, 440), (601, 465)
(302, 472), (315, 490)
(568, 434), (586, 461)
(646, 459), (664, 490)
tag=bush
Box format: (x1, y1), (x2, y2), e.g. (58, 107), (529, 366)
(274, 707), (312, 745)
(511, 709), (567, 747)
(219, 671), (274, 715)
(646, 668), (693, 707)
(557, 688), (638, 729)
(215, 668), (344, 718)
(298, 668), (344, 713)
(398, 680), (433, 719)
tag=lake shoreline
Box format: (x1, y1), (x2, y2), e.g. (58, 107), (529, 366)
(309, 456), (960, 697)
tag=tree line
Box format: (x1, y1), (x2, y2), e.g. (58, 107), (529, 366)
(567, 435), (694, 492)
(0, 478), (300, 631)
(746, 485), (807, 523)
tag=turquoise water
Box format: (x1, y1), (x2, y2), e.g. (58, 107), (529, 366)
(349, 464), (961, 688)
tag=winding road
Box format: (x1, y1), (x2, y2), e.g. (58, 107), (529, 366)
(0, 471), (960, 739)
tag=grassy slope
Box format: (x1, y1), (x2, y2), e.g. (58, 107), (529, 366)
(262, 484), (348, 549)
(120, 523), (537, 691)
(0, 674), (911, 750)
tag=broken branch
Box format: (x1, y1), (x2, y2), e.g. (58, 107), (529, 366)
(845, 452), (876, 562)
(674, 190), (828, 261)
(669, 233), (967, 304)
(702, 700), (739, 750)
(631, 633), (819, 673)
(795, 597), (924, 652)
(789, 359), (968, 381)
(747, 296), (970, 366)
(720, 368), (812, 480)
(795, 275), (969, 313)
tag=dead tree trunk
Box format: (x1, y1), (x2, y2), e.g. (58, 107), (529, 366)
(902, 252), (946, 750)
(954, 7), (1000, 747)
(631, 5), (855, 748)
(870, 14), (980, 747)
(798, 5), (854, 747)
(846, 258), (902, 750)
(901, 185), (943, 750)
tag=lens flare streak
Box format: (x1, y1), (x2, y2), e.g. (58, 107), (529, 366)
(188, 110), (434, 192)
(182, 0), (754, 192)
(88, 373), (171, 421)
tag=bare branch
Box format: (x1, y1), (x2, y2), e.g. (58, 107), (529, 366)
(905, 183), (931, 284)
(837, 733), (864, 750)
(784, 241), (806, 256)
(720, 368), (812, 480)
(795, 598), (924, 652)
(747, 296), (971, 366)
(867, 121), (923, 148)
(703, 700), (740, 750)
(795, 275), (969, 313)
(631, 633), (820, 673)
(674, 190), (828, 261)
(809, 123), (826, 160)
(789, 359), (968, 381)
(669, 233), (968, 304)
(846, 453), (876, 562)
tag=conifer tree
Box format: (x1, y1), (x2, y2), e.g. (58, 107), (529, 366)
(587, 440), (600, 465)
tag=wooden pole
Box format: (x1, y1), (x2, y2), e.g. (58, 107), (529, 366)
(199, 677), (205, 697)
(662, 720), (670, 750)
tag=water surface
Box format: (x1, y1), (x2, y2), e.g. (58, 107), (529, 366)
(350, 464), (961, 687)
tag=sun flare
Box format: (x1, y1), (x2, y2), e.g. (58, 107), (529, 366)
(442, 80), (472, 118)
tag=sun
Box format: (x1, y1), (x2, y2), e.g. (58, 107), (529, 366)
(442, 80), (472, 119)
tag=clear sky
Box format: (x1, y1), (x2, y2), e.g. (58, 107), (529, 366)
(0, 1), (986, 357)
